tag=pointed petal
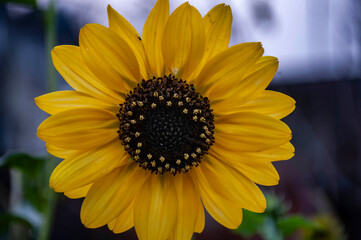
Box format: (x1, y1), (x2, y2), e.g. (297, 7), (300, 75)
(134, 175), (177, 240)
(215, 112), (292, 152)
(81, 164), (148, 228)
(211, 147), (280, 186)
(191, 167), (243, 229)
(215, 90), (295, 119)
(35, 90), (117, 115)
(45, 143), (74, 159)
(79, 24), (140, 92)
(108, 201), (134, 234)
(189, 4), (232, 81)
(203, 4), (232, 61)
(107, 5), (150, 79)
(236, 162), (279, 186)
(211, 142), (295, 164)
(51, 45), (123, 103)
(195, 43), (264, 102)
(212, 56), (279, 110)
(64, 184), (92, 199)
(142, 0), (169, 77)
(170, 175), (201, 240)
(194, 204), (205, 233)
(237, 56), (279, 101)
(192, 156), (266, 214)
(162, 2), (206, 79)
(37, 107), (118, 150)
(49, 140), (128, 192)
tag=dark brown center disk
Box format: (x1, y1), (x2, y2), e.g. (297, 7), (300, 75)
(117, 75), (215, 175)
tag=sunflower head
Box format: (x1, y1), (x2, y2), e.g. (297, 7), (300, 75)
(35, 0), (295, 239)
(117, 75), (215, 175)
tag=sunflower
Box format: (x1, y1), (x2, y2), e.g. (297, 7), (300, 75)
(35, 0), (295, 239)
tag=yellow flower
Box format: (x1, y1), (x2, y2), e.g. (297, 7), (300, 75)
(35, 0), (295, 239)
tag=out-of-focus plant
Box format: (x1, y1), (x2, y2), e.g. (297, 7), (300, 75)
(0, 0), (58, 239)
(0, 153), (57, 240)
(2, 0), (36, 6)
(301, 215), (346, 240)
(233, 193), (345, 240)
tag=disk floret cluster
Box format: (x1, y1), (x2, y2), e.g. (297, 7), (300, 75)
(117, 75), (215, 174)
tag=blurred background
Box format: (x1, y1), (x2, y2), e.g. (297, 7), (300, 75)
(0, 0), (360, 239)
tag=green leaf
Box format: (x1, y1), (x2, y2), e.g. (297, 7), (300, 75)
(0, 153), (46, 178)
(23, 175), (47, 212)
(1, 0), (36, 7)
(265, 193), (290, 221)
(233, 210), (265, 237)
(0, 213), (34, 234)
(277, 215), (317, 237)
(233, 194), (319, 239)
(0, 153), (52, 211)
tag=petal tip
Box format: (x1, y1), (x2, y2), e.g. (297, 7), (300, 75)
(49, 175), (59, 192)
(36, 123), (47, 137)
(290, 96), (296, 105)
(50, 46), (64, 60)
(80, 207), (94, 228)
(34, 96), (40, 106)
(107, 4), (116, 15)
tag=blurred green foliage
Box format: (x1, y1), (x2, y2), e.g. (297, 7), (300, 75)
(1, 0), (36, 7)
(0, 153), (57, 239)
(0, 213), (34, 234)
(1, 153), (45, 179)
(302, 215), (346, 240)
(277, 215), (316, 237)
(233, 193), (345, 240)
(0, 153), (49, 212)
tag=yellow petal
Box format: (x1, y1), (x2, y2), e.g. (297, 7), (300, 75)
(215, 112), (292, 152)
(107, 5), (150, 79)
(215, 90), (295, 119)
(170, 175), (201, 240)
(191, 168), (243, 229)
(195, 43), (264, 102)
(64, 184), (92, 199)
(211, 142), (295, 164)
(162, 2), (206, 79)
(79, 24), (140, 92)
(194, 204), (205, 233)
(50, 140), (128, 192)
(239, 56), (279, 100)
(35, 90), (118, 115)
(236, 162), (279, 186)
(37, 107), (118, 150)
(142, 0), (169, 77)
(203, 4), (232, 62)
(81, 164), (148, 228)
(134, 174), (177, 240)
(108, 201), (134, 234)
(211, 147), (280, 186)
(189, 4), (232, 82)
(201, 192), (243, 229)
(212, 56), (279, 110)
(51, 45), (122, 104)
(193, 156), (266, 213)
(45, 143), (74, 159)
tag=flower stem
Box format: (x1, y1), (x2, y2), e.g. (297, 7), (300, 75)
(38, 157), (58, 240)
(38, 1), (58, 240)
(45, 0), (57, 92)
